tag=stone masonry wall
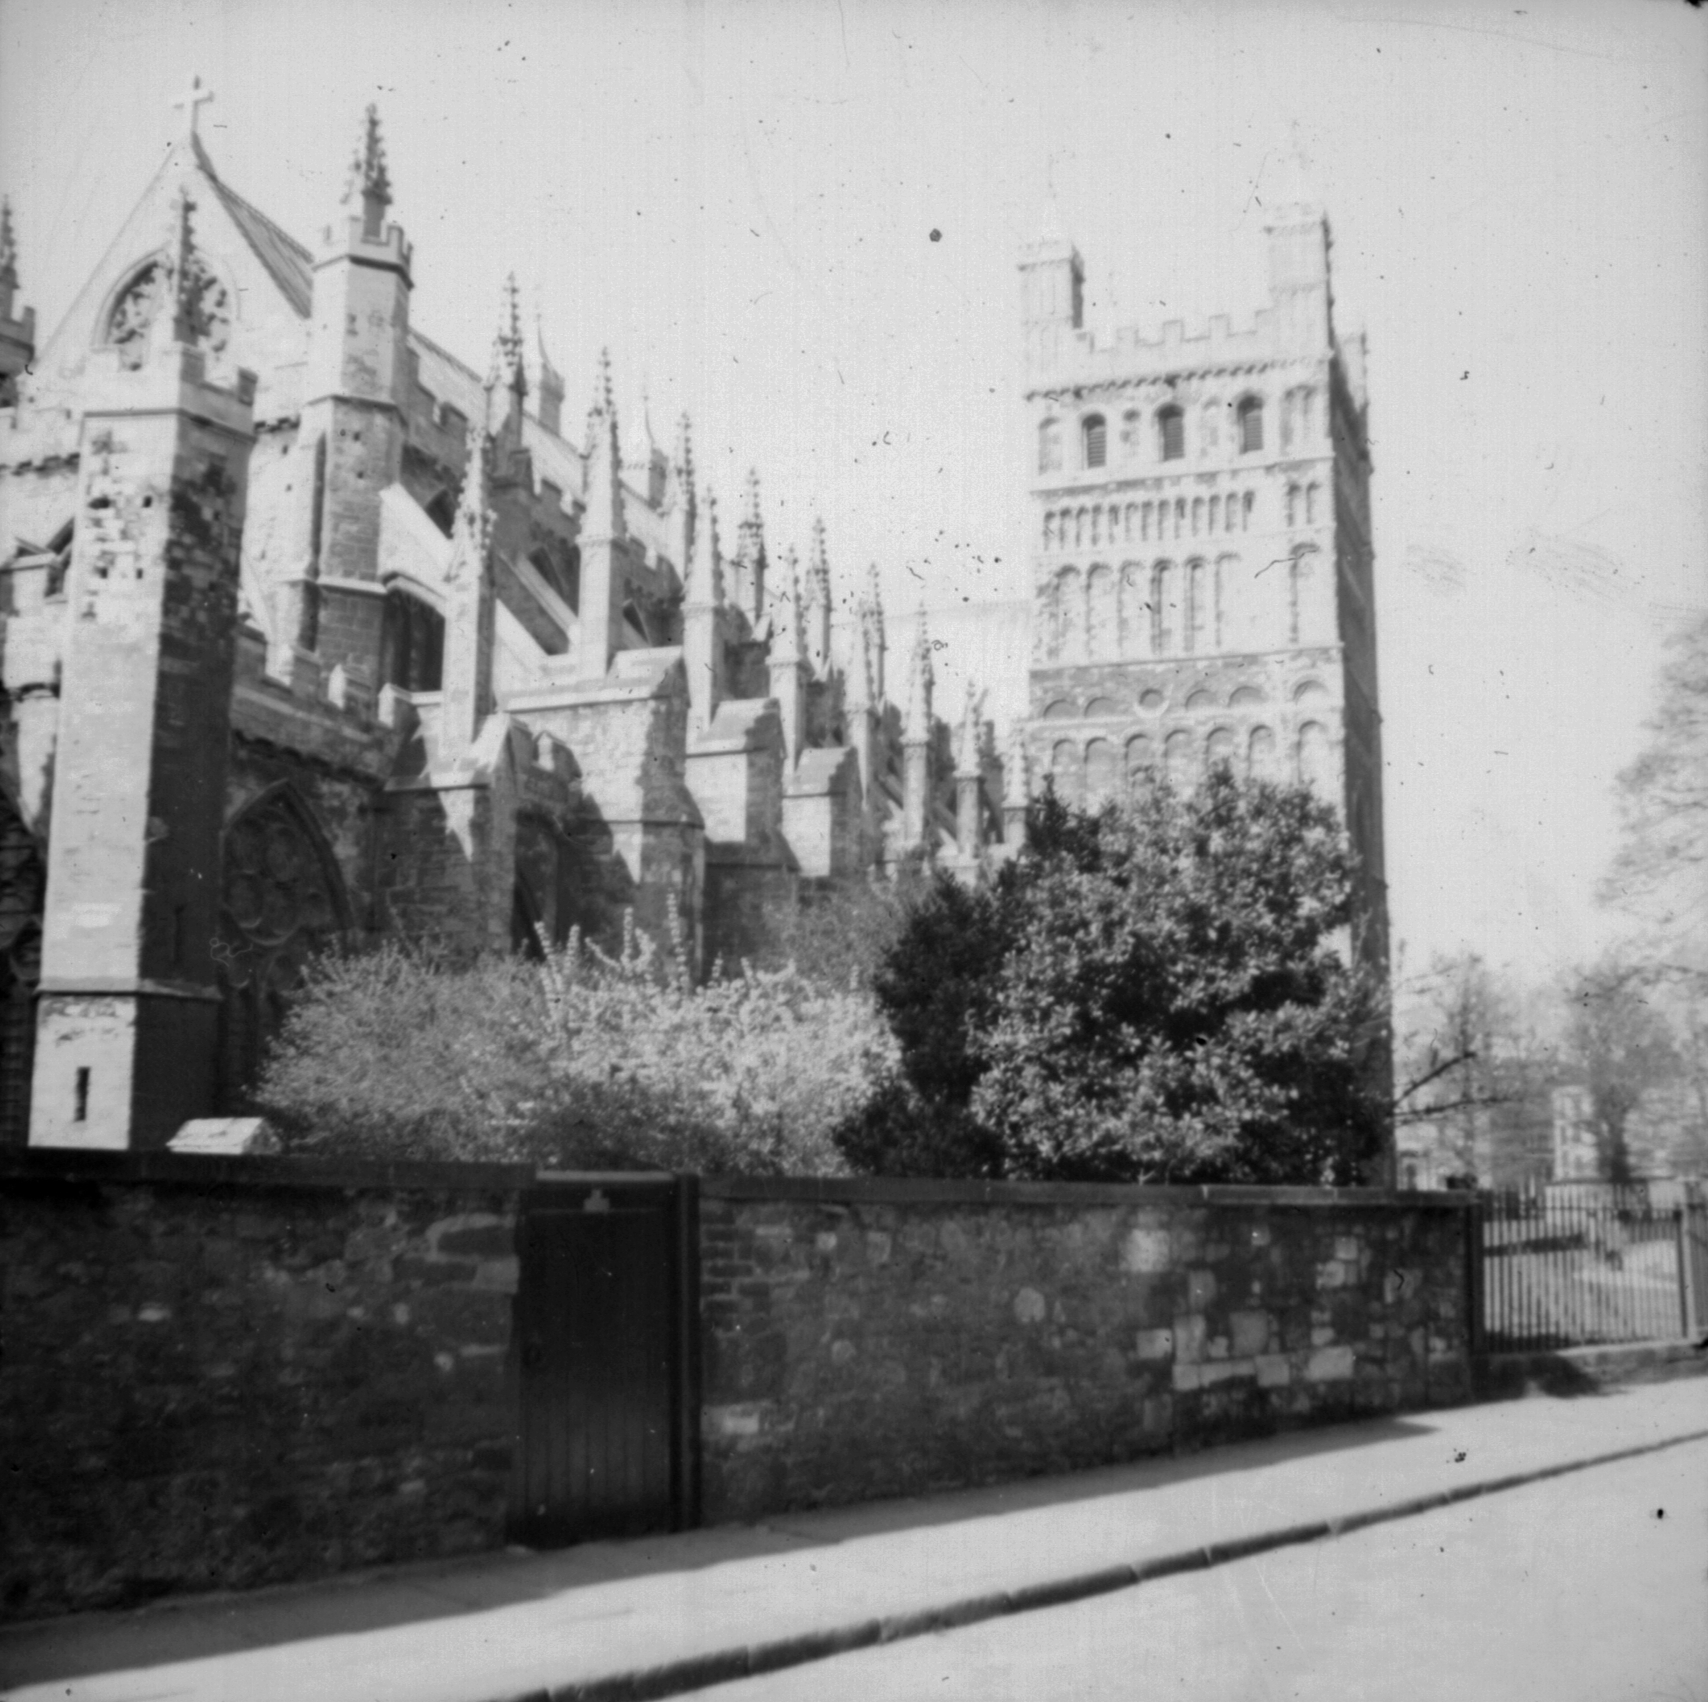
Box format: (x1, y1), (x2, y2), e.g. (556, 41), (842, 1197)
(0, 1152), (525, 1621)
(698, 1178), (1473, 1523)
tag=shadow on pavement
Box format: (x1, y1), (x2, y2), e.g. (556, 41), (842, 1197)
(0, 1408), (1447, 1689)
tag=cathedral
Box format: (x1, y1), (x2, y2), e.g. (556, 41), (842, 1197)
(0, 88), (991, 1151)
(0, 83), (1384, 1154)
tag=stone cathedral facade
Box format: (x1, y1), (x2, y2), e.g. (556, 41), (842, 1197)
(0, 91), (986, 1151)
(1015, 183), (1389, 969)
(0, 83), (1386, 1155)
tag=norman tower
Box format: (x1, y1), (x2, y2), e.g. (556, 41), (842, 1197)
(1018, 167), (1388, 965)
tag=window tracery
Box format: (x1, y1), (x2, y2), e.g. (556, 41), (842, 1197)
(105, 256), (232, 370)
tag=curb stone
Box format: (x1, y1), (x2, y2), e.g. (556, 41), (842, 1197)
(505, 1425), (1708, 1702)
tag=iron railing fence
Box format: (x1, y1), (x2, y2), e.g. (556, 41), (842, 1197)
(1476, 1183), (1707, 1352)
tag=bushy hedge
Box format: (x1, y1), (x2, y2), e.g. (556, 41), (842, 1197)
(256, 913), (894, 1173)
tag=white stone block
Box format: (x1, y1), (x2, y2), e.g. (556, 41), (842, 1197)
(169, 1116), (280, 1156)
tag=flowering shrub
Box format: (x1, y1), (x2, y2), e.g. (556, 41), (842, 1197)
(256, 911), (893, 1173)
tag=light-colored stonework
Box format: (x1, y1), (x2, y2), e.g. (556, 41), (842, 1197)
(0, 91), (1387, 1151)
(0, 92), (987, 1147)
(1014, 167), (1389, 969)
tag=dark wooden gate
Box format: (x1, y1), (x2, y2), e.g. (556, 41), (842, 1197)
(510, 1175), (698, 1546)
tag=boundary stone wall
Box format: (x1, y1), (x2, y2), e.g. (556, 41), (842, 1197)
(0, 1151), (532, 1622)
(1, 1154), (1477, 1621)
(698, 1177), (1474, 1523)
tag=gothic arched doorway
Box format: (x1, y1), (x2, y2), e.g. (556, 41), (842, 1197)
(0, 785), (44, 1146)
(217, 784), (352, 1107)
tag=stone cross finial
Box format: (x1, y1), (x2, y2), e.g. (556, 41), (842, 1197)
(172, 74), (214, 144)
(345, 103), (392, 238)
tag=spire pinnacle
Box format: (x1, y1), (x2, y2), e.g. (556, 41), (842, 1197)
(345, 103), (393, 238)
(903, 607), (934, 741)
(956, 683), (984, 778)
(593, 346), (615, 417)
(809, 515), (829, 583)
(535, 309), (562, 390)
(686, 487), (724, 608)
(454, 409), (495, 566)
(154, 185), (201, 352)
(744, 466), (762, 525)
(1267, 122), (1321, 216)
(1006, 721), (1031, 805)
(492, 273), (525, 397)
(0, 197), (17, 291)
(0, 198), (16, 322)
(771, 546), (803, 664)
(674, 412), (694, 485)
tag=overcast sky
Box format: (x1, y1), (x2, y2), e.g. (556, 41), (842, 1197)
(2, 0), (1704, 990)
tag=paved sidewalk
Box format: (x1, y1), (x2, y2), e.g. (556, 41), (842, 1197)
(4, 1379), (1706, 1702)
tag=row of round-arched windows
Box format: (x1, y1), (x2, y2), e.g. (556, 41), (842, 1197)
(1040, 389), (1311, 477)
(1046, 720), (1336, 805)
(1043, 546), (1331, 663)
(1043, 490), (1256, 551)
(1039, 677), (1331, 721)
(1044, 559), (1229, 662)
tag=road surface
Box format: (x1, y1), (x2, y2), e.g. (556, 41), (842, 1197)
(698, 1437), (1708, 1702)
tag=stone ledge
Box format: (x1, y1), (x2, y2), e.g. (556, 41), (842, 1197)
(700, 1174), (1475, 1212)
(1474, 1339), (1708, 1400)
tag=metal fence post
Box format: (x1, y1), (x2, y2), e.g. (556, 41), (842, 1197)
(1680, 1205), (1703, 1343)
(1465, 1194), (1486, 1358)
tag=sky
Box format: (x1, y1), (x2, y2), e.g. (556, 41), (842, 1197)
(1, 0), (1704, 991)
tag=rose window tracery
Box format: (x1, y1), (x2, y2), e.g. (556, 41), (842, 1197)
(106, 258), (232, 370)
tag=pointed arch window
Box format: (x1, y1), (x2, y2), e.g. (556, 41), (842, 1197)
(382, 588), (445, 692)
(218, 786), (352, 1104)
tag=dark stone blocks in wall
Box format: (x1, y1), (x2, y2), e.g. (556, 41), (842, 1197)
(0, 1160), (520, 1621)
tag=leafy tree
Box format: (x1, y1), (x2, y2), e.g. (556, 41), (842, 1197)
(838, 769), (1388, 1185)
(1603, 609), (1708, 966)
(1562, 956), (1680, 1183)
(1393, 953), (1558, 1187)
